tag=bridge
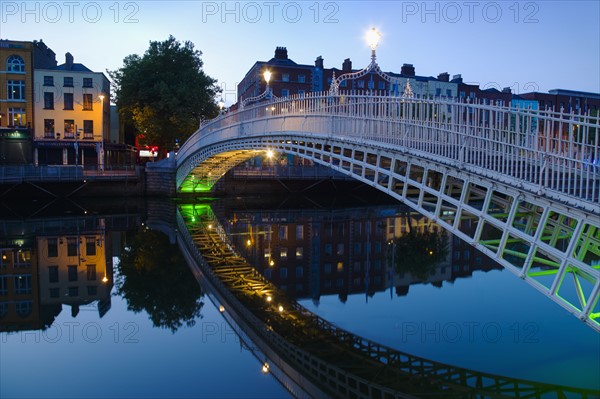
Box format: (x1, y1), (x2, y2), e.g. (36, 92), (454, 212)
(176, 202), (599, 398)
(147, 92), (600, 332)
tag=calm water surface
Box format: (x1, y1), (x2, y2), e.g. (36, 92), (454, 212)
(0, 195), (598, 398)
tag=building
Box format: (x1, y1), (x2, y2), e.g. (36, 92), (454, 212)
(33, 52), (110, 167)
(519, 89), (600, 114)
(0, 40), (34, 164)
(237, 47), (458, 105)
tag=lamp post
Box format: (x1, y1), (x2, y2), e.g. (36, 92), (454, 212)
(99, 95), (105, 171)
(241, 70), (275, 109)
(218, 98), (225, 115)
(329, 27), (403, 96)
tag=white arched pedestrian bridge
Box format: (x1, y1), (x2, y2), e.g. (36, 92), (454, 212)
(170, 92), (600, 331)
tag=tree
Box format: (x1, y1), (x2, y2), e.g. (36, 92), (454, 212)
(116, 227), (204, 332)
(390, 226), (449, 281)
(109, 36), (220, 152)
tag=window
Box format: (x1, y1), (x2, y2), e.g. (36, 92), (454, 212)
(7, 80), (25, 100)
(83, 94), (93, 110)
(63, 77), (73, 87)
(7, 55), (25, 72)
(63, 93), (74, 110)
(50, 288), (60, 298)
(264, 248), (271, 258)
(435, 88), (442, 96)
(295, 266), (303, 278)
(298, 90), (305, 97)
(44, 92), (54, 109)
(14, 275), (31, 294)
(64, 120), (75, 136)
(8, 108), (26, 127)
(47, 238), (58, 257)
(357, 80), (365, 88)
(368, 80), (374, 89)
(337, 262), (344, 272)
(336, 243), (344, 255)
(446, 89), (452, 97)
(354, 242), (361, 255)
(298, 75), (305, 83)
(49, 266), (59, 283)
(68, 265), (78, 282)
(295, 247), (303, 259)
(0, 303), (7, 319)
(324, 263), (332, 273)
(280, 268), (288, 278)
(375, 242), (382, 254)
(280, 248), (288, 258)
(87, 286), (97, 295)
(378, 81), (386, 90)
(324, 243), (332, 256)
(459, 91), (465, 98)
(44, 119), (54, 138)
(44, 76), (54, 86)
(278, 226), (288, 240)
(86, 237), (96, 255)
(15, 301), (32, 317)
(296, 225), (304, 240)
(282, 73), (289, 82)
(83, 120), (93, 138)
(83, 78), (93, 88)
(281, 89), (289, 97)
(0, 276), (7, 296)
(68, 287), (79, 297)
(86, 264), (96, 281)
(67, 237), (78, 256)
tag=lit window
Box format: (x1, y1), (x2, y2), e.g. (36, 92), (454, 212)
(337, 262), (343, 272)
(14, 275), (31, 294)
(295, 247), (303, 259)
(7, 108), (26, 127)
(280, 248), (288, 258)
(83, 120), (93, 138)
(6, 55), (25, 72)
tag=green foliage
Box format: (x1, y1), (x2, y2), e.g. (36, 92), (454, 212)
(109, 36), (220, 151)
(116, 227), (204, 333)
(391, 227), (449, 281)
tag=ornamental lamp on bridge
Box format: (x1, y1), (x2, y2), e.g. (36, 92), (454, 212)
(240, 69), (275, 109)
(217, 98), (225, 115)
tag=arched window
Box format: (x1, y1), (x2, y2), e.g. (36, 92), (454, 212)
(6, 55), (25, 73)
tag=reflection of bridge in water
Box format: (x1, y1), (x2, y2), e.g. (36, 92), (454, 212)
(177, 203), (599, 399)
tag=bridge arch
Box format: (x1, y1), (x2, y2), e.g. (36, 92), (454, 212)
(172, 92), (600, 331)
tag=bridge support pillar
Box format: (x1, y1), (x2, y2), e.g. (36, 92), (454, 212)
(146, 155), (177, 197)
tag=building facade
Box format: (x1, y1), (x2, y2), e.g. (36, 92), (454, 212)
(33, 52), (110, 167)
(0, 40), (34, 164)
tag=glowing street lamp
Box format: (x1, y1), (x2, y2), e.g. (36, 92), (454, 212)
(218, 98), (225, 114)
(241, 69), (275, 109)
(366, 27), (382, 57)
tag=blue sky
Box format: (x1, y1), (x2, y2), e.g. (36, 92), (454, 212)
(2, 1), (599, 104)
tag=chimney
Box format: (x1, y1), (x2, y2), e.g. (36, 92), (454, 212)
(437, 72), (449, 82)
(65, 52), (74, 70)
(274, 46), (288, 60)
(502, 87), (512, 94)
(401, 63), (415, 76)
(451, 74), (463, 83)
(342, 58), (352, 72)
(315, 56), (323, 69)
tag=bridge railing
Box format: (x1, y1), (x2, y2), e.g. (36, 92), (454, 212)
(178, 91), (599, 207)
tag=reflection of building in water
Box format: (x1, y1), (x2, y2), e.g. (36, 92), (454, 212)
(37, 226), (112, 318)
(0, 239), (47, 332)
(1, 218), (117, 333)
(224, 206), (500, 302)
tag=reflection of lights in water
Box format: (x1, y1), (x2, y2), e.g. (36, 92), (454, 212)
(278, 305), (283, 313)
(266, 296), (272, 302)
(208, 224), (213, 229)
(269, 259), (274, 267)
(246, 239), (251, 247)
(261, 362), (269, 374)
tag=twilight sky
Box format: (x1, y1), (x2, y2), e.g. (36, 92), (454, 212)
(2, 1), (599, 105)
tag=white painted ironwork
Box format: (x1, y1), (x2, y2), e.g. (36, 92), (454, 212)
(174, 92), (600, 331)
